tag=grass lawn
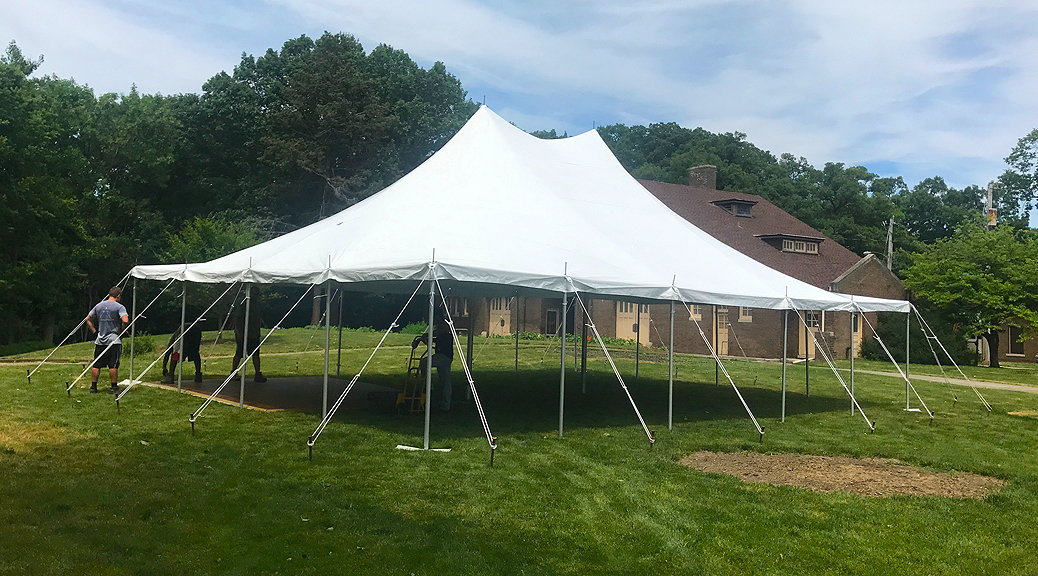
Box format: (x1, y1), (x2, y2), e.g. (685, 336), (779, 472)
(3, 329), (1038, 575)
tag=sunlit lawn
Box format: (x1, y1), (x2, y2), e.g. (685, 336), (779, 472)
(3, 329), (1038, 575)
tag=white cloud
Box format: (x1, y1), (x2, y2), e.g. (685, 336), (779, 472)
(1, 0), (1036, 192)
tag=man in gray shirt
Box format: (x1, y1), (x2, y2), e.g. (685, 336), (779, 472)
(85, 286), (130, 393)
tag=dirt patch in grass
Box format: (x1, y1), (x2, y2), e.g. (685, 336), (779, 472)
(681, 451), (1003, 499)
(0, 415), (94, 453)
(1008, 411), (1038, 418)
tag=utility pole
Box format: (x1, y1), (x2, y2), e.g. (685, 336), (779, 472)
(886, 218), (894, 271)
(985, 181), (998, 229)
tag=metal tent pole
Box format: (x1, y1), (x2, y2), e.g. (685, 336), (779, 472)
(322, 279), (331, 419)
(558, 291), (567, 438)
(781, 309), (788, 423)
(336, 284), (343, 377)
(129, 278), (137, 384)
(847, 311), (855, 415)
(668, 301), (675, 430)
(804, 313), (810, 396)
(581, 301), (588, 394)
(424, 272), (435, 450)
(906, 311), (911, 410)
(240, 283), (251, 408)
(635, 305), (640, 379)
(514, 297), (520, 372)
(177, 281), (186, 393)
(714, 306), (719, 386)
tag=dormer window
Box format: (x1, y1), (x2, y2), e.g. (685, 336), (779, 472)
(781, 239), (818, 254)
(712, 199), (756, 217)
(757, 233), (823, 255)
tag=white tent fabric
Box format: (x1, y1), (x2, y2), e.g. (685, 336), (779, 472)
(132, 106), (908, 313)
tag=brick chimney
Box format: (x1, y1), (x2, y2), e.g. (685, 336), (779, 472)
(688, 165), (717, 189)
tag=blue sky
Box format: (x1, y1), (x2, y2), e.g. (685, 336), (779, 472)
(4, 0), (1037, 219)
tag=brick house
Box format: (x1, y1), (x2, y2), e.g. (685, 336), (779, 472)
(456, 165), (907, 360)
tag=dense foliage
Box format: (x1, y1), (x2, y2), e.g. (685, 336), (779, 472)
(1, 34), (1035, 352)
(0, 36), (475, 343)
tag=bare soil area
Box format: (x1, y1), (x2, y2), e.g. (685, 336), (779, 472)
(680, 451), (1003, 499)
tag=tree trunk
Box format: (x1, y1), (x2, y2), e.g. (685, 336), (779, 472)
(311, 293), (322, 326)
(983, 330), (1000, 368)
(43, 314), (55, 344)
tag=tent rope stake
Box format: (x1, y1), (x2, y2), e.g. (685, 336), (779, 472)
(679, 301), (765, 441)
(307, 271), (431, 460)
(853, 305), (934, 422)
(114, 280), (242, 407)
(190, 283), (316, 433)
(573, 293), (655, 448)
(911, 304), (992, 412)
(435, 277), (498, 465)
(790, 305), (876, 432)
(66, 277), (176, 394)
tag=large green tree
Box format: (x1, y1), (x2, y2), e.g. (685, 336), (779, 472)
(998, 128), (1038, 227)
(0, 42), (95, 343)
(903, 223), (1038, 367)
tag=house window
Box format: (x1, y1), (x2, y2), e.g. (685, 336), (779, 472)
(450, 297), (468, 316)
(733, 203), (752, 217)
(1009, 325), (1025, 355)
(691, 304), (703, 320)
(739, 307), (752, 322)
(546, 309), (559, 335)
(781, 239), (819, 254)
(805, 311), (821, 328)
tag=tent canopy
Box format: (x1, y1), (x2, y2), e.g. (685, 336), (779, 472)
(132, 106), (908, 313)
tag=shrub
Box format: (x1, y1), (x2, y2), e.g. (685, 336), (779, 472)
(128, 333), (156, 358)
(400, 321), (428, 334)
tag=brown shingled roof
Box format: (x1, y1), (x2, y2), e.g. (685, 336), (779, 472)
(639, 179), (863, 289)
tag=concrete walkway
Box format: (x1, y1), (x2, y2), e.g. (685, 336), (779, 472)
(847, 368), (1038, 396)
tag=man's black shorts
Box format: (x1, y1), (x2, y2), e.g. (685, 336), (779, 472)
(94, 344), (122, 369)
(235, 337), (259, 358)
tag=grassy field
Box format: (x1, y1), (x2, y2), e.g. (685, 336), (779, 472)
(3, 329), (1038, 575)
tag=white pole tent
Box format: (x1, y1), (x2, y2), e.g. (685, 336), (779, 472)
(120, 105), (929, 455)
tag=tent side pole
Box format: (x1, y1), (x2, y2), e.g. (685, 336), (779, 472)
(635, 305), (640, 379)
(336, 285), (343, 377)
(559, 291), (567, 438)
(514, 297), (520, 372)
(906, 311), (911, 410)
(850, 311), (856, 415)
(177, 281), (186, 393)
(129, 277), (137, 384)
(323, 280), (331, 419)
(581, 300), (588, 394)
(781, 310), (788, 423)
(804, 313), (809, 396)
(467, 297), (474, 402)
(424, 277), (434, 450)
(714, 306), (719, 386)
(668, 301), (675, 431)
(240, 283), (251, 408)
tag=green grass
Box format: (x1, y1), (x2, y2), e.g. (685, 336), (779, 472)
(3, 330), (1038, 575)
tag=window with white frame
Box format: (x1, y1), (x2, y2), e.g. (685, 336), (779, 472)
(739, 307), (752, 322)
(781, 239), (819, 254)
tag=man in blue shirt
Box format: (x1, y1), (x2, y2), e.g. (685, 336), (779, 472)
(85, 286), (130, 394)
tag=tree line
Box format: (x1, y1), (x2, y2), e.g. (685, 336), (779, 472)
(2, 33), (1036, 358)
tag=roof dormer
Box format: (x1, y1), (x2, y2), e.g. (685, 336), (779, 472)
(756, 233), (823, 254)
(712, 198), (757, 217)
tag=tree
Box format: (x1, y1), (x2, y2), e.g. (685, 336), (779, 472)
(903, 223), (1038, 367)
(998, 128), (1038, 227)
(0, 42), (95, 343)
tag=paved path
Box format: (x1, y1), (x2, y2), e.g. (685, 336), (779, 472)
(847, 369), (1038, 396)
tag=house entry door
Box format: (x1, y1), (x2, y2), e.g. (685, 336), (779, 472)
(714, 307), (729, 355)
(799, 311), (820, 359)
